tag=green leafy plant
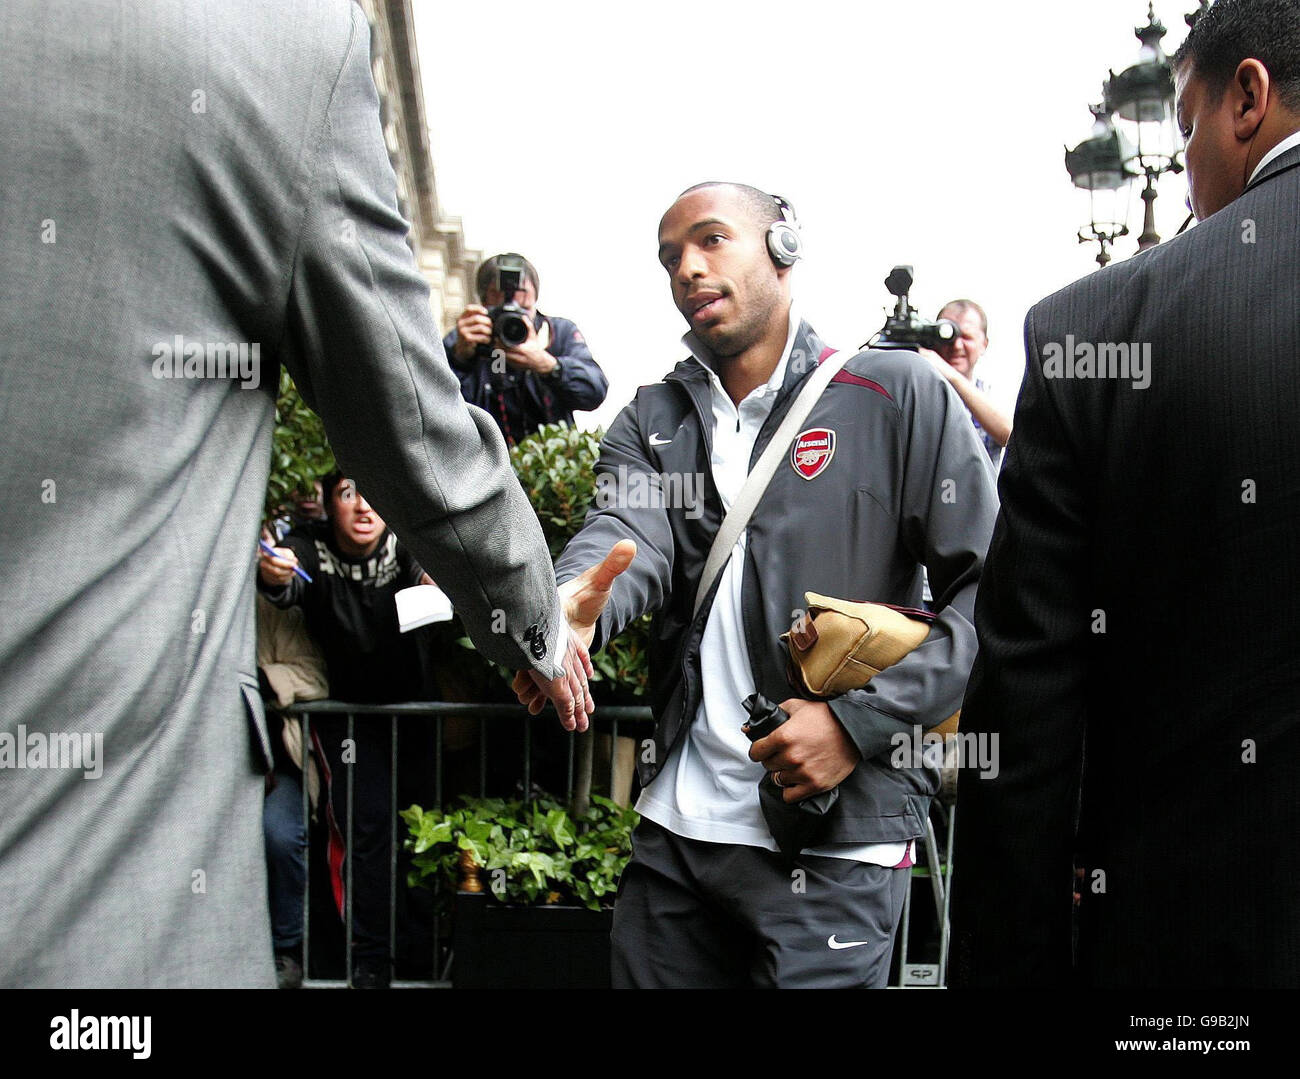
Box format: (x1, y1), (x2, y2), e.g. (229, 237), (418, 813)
(402, 794), (639, 911)
(507, 422), (651, 698)
(510, 423), (605, 561)
(265, 368), (335, 521)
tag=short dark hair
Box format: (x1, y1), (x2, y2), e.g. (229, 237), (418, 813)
(673, 181), (786, 231)
(938, 299), (988, 339)
(1173, 0), (1300, 111)
(320, 470), (348, 517)
(475, 253), (540, 304)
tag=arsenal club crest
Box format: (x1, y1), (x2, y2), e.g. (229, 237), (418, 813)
(791, 428), (836, 480)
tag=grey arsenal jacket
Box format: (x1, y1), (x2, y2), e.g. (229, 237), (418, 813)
(555, 320), (1000, 844)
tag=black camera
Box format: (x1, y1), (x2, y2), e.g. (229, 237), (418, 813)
(488, 254), (532, 349)
(864, 266), (958, 352)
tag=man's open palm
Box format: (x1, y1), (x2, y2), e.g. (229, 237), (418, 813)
(560, 539), (637, 647)
(513, 539), (636, 717)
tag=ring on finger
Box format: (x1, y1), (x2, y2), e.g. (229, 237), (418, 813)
(772, 770), (786, 789)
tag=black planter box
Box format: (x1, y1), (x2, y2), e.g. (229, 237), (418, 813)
(452, 891), (614, 989)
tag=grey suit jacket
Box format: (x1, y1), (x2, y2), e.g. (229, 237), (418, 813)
(0, 0), (566, 987)
(951, 144), (1300, 987)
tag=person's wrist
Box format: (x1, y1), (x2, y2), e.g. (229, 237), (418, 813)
(538, 352), (561, 379)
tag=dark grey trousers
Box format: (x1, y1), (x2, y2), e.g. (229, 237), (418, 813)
(611, 820), (909, 988)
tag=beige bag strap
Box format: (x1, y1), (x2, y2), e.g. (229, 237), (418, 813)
(692, 348), (855, 618)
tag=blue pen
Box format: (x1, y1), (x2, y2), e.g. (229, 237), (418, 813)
(259, 539), (313, 583)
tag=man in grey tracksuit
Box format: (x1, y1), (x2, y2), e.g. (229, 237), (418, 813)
(517, 182), (999, 987)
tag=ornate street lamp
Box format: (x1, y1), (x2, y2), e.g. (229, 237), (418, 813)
(1103, 2), (1184, 249)
(1066, 105), (1137, 268)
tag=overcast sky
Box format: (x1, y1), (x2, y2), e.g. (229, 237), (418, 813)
(413, 0), (1195, 429)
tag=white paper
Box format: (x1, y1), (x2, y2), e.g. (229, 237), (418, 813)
(395, 584), (453, 632)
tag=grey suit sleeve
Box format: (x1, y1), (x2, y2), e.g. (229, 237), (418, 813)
(553, 399), (674, 652)
(949, 306), (1091, 987)
(828, 360), (999, 760)
(277, 8), (565, 678)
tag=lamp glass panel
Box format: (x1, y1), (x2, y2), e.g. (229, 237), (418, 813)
(1088, 182), (1130, 235)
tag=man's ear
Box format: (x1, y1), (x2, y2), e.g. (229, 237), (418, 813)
(1233, 58), (1271, 141)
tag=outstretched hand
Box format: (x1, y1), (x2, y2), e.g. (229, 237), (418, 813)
(257, 527), (300, 587)
(558, 539), (637, 647)
(526, 629), (596, 733)
(513, 540), (637, 725)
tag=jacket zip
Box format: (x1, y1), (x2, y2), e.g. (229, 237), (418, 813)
(652, 332), (827, 773)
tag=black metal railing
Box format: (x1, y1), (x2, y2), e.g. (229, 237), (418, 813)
(280, 700), (653, 988)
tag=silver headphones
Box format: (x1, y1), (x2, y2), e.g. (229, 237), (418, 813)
(766, 194), (803, 268)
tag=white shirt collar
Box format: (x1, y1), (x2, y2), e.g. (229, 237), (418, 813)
(682, 302), (801, 402)
(1249, 128), (1300, 185)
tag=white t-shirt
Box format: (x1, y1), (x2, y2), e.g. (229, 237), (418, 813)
(635, 309), (911, 867)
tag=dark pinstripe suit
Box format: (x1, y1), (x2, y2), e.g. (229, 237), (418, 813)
(951, 145), (1300, 988)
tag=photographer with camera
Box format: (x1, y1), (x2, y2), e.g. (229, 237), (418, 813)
(867, 274), (1013, 469)
(443, 253), (608, 445)
(925, 299), (1013, 467)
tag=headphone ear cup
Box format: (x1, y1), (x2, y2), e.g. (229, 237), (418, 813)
(767, 222), (802, 267)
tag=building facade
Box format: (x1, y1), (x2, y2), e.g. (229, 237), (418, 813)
(355, 0), (479, 332)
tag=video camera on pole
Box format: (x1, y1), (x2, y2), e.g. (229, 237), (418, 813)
(864, 266), (958, 352)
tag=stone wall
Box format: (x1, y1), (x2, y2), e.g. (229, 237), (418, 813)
(354, 0), (479, 334)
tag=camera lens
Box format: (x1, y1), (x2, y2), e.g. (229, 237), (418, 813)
(496, 311), (530, 348)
